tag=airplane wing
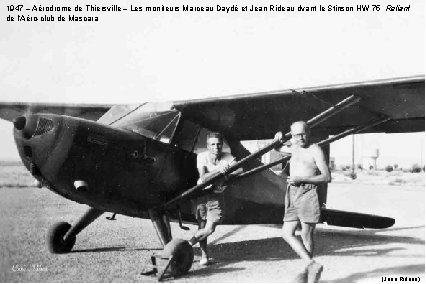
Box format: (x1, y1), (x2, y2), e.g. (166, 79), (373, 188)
(173, 75), (424, 140)
(0, 102), (111, 122)
(172, 75), (423, 230)
(1, 75), (422, 134)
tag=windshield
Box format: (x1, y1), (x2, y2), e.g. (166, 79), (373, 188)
(98, 103), (180, 143)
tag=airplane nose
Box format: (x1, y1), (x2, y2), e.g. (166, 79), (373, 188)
(13, 114), (65, 184)
(14, 114), (43, 139)
(13, 114), (57, 161)
(13, 116), (26, 130)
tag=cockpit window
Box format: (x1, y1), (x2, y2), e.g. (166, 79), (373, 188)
(98, 105), (142, 125)
(98, 103), (180, 143)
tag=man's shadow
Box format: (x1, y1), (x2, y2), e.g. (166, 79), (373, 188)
(185, 224), (424, 279)
(314, 225), (424, 258)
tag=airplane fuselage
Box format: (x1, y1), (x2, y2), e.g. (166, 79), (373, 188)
(14, 114), (198, 217)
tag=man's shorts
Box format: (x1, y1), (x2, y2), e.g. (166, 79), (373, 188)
(283, 183), (320, 223)
(194, 194), (223, 224)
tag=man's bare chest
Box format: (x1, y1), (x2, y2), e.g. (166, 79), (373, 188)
(290, 148), (316, 167)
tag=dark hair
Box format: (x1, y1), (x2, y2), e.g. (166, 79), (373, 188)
(207, 132), (223, 141)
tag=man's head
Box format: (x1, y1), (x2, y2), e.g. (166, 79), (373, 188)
(290, 121), (310, 147)
(207, 132), (224, 157)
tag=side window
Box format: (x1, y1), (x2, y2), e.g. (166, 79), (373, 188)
(173, 119), (230, 153)
(153, 112), (180, 143)
(173, 119), (201, 152)
(193, 128), (210, 154)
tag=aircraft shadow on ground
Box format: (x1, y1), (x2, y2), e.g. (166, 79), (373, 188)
(184, 225), (424, 278)
(314, 225), (425, 258)
(72, 246), (127, 253)
(71, 225), (424, 258)
(70, 224), (424, 280)
(72, 246), (163, 253)
(208, 225), (424, 260)
(180, 263), (245, 279)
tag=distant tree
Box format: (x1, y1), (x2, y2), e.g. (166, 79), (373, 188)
(411, 163), (422, 173)
(339, 165), (348, 171)
(356, 164), (363, 170)
(393, 164), (399, 170)
(385, 165), (393, 172)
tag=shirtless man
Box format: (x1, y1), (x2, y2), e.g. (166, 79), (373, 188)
(275, 121), (331, 283)
(188, 132), (239, 265)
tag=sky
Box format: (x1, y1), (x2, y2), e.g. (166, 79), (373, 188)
(0, 0), (424, 167)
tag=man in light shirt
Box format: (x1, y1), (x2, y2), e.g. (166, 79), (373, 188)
(188, 132), (239, 266)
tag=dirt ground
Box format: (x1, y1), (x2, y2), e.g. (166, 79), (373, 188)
(0, 173), (424, 282)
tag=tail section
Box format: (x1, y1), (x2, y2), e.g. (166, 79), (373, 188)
(321, 208), (395, 229)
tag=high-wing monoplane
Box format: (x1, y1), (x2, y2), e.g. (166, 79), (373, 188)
(0, 75), (424, 276)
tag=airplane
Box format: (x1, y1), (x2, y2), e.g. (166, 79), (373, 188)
(0, 75), (424, 278)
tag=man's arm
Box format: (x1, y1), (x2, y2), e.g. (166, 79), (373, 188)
(287, 145), (331, 185)
(198, 156), (241, 184)
(197, 153), (212, 184)
(273, 131), (293, 154)
(223, 157), (242, 179)
(198, 166), (216, 183)
(313, 145), (331, 183)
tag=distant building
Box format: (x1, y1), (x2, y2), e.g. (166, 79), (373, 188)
(363, 148), (379, 170)
(329, 157), (336, 171)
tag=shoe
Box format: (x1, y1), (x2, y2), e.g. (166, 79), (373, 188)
(292, 270), (308, 283)
(307, 261), (323, 283)
(199, 257), (209, 266)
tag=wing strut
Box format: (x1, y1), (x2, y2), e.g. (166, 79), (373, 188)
(233, 117), (391, 180)
(306, 94), (360, 128)
(163, 95), (360, 209)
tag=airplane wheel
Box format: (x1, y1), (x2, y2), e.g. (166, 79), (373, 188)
(163, 238), (194, 277)
(47, 222), (76, 254)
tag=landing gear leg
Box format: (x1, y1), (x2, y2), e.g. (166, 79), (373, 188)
(47, 207), (103, 253)
(142, 209), (194, 280)
(148, 208), (172, 247)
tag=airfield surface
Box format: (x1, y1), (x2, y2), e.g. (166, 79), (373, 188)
(0, 168), (424, 283)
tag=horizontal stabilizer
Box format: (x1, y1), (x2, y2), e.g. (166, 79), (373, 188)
(321, 208), (395, 229)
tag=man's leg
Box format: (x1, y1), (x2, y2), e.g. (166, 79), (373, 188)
(199, 238), (208, 261)
(282, 221), (312, 261)
(197, 220), (208, 261)
(300, 222), (316, 257)
(192, 219), (216, 241)
(188, 205), (207, 246)
(189, 220), (217, 265)
(282, 221), (313, 282)
(300, 222), (323, 283)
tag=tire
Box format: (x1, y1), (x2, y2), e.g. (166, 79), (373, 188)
(163, 238), (194, 277)
(46, 222), (76, 254)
